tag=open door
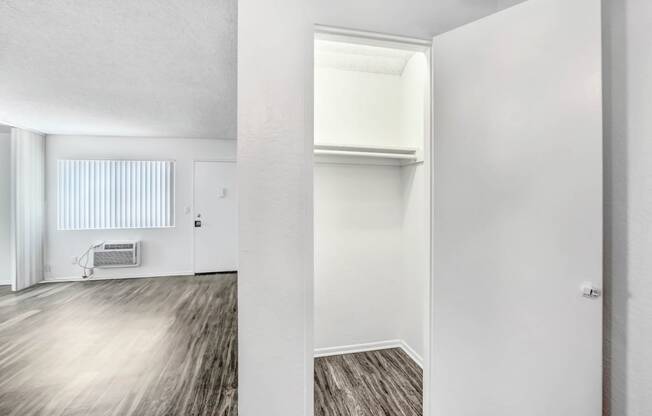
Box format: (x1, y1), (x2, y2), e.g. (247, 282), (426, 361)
(431, 0), (602, 414)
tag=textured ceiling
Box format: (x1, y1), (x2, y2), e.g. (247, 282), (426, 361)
(0, 0), (236, 138)
(316, 40), (416, 76)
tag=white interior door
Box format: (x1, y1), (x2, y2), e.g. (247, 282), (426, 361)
(431, 0), (602, 414)
(193, 161), (238, 273)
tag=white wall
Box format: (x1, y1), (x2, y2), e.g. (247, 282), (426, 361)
(314, 164), (403, 349)
(316, 69), (404, 147)
(44, 135), (236, 280)
(314, 162), (428, 361)
(238, 0), (314, 414)
(399, 53), (428, 149)
(0, 133), (11, 286)
(603, 0), (652, 414)
(315, 53), (427, 149)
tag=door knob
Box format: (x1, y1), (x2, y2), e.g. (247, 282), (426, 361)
(581, 282), (602, 299)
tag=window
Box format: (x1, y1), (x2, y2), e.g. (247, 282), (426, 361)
(57, 160), (175, 230)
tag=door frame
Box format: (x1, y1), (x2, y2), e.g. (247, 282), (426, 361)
(192, 158), (237, 274)
(313, 25), (434, 416)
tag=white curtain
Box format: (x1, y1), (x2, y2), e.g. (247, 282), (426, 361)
(10, 128), (45, 291)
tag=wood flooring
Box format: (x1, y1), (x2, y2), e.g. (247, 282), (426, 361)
(314, 348), (423, 416)
(1, 275), (423, 416)
(0, 274), (237, 416)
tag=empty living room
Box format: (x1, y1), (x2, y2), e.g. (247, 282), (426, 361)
(1, 0), (650, 415)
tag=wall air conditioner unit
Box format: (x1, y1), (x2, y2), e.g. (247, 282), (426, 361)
(93, 241), (141, 268)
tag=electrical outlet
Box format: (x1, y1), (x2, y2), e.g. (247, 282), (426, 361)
(71, 256), (78, 265)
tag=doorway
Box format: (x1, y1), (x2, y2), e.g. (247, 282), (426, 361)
(193, 160), (238, 274)
(312, 27), (432, 416)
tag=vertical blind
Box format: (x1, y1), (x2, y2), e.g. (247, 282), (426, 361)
(57, 160), (175, 230)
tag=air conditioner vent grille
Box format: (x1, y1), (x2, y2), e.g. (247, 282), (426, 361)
(103, 243), (134, 250)
(94, 251), (135, 267)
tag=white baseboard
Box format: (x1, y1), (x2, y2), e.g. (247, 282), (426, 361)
(315, 339), (423, 368)
(315, 340), (401, 357)
(0, 280), (11, 287)
(42, 271), (195, 283)
(398, 339), (423, 368)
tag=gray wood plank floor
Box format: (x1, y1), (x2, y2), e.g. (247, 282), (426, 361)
(0, 274), (237, 416)
(315, 348), (423, 416)
(1, 275), (422, 416)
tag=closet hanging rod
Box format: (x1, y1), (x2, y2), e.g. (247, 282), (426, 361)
(314, 149), (418, 160)
(314, 143), (418, 155)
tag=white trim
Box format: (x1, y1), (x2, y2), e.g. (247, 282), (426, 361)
(0, 120), (44, 136)
(423, 41), (434, 416)
(424, 38), (435, 416)
(46, 134), (237, 141)
(314, 340), (401, 357)
(315, 25), (432, 50)
(41, 270), (195, 283)
(314, 339), (423, 368)
(192, 161), (198, 274)
(399, 340), (424, 368)
(9, 128), (17, 291)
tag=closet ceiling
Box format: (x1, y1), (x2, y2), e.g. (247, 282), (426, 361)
(316, 41), (416, 76)
(0, 0), (236, 138)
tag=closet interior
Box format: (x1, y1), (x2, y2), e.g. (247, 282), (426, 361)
(313, 33), (431, 371)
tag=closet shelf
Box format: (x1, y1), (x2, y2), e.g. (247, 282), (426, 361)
(314, 143), (419, 163)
